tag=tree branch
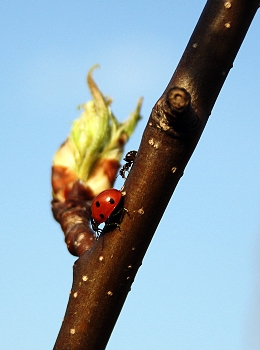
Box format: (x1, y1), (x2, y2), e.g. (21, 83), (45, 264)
(53, 1), (259, 349)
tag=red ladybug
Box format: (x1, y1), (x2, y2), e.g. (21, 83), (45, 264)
(91, 189), (124, 237)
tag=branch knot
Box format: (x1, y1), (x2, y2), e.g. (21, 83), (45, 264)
(151, 87), (201, 140)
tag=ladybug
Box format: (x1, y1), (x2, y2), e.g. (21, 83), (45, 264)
(119, 150), (137, 179)
(91, 188), (124, 237)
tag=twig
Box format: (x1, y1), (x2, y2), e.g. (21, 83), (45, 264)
(53, 1), (259, 349)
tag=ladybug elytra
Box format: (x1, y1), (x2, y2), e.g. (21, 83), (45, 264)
(91, 188), (124, 237)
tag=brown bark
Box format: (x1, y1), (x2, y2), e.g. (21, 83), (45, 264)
(54, 1), (259, 349)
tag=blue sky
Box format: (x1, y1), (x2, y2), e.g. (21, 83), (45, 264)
(1, 1), (260, 349)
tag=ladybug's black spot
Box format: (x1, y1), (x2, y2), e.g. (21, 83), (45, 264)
(95, 201), (100, 207)
(108, 198), (115, 204)
(100, 213), (105, 219)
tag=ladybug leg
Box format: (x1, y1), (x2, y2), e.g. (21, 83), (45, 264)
(101, 206), (128, 235)
(100, 221), (121, 236)
(110, 206), (129, 221)
(109, 222), (122, 231)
